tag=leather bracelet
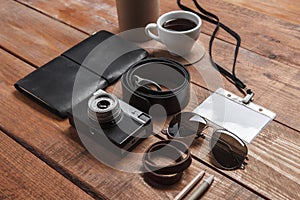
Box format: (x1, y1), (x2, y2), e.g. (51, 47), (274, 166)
(142, 140), (192, 185)
(121, 58), (190, 115)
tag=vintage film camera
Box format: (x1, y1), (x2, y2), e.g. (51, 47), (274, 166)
(69, 89), (153, 154)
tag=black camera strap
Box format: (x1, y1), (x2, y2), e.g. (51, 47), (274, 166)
(177, 0), (254, 103)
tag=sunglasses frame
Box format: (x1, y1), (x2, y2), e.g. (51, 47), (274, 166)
(165, 112), (248, 170)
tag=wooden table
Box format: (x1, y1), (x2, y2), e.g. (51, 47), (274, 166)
(1, 0), (299, 199)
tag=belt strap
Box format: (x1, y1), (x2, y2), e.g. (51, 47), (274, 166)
(121, 58), (190, 115)
(143, 140), (192, 185)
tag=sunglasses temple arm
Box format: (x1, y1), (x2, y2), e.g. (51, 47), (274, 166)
(196, 125), (209, 138)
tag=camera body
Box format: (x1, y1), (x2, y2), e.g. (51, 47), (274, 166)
(69, 89), (152, 154)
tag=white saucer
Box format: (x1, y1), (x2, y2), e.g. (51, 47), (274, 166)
(146, 41), (206, 66)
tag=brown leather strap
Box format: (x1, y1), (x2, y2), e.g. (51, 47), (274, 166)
(143, 140), (192, 185)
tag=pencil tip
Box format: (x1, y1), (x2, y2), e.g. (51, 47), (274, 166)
(206, 175), (214, 185)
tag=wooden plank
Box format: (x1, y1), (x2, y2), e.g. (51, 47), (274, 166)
(17, 0), (300, 69)
(0, 130), (93, 200)
(15, 0), (118, 33)
(222, 0), (300, 24)
(0, 0), (87, 67)
(0, 49), (261, 199)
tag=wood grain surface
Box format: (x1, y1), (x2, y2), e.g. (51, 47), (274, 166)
(0, 130), (93, 200)
(11, 0), (300, 131)
(222, 0), (300, 24)
(0, 45), (260, 199)
(17, 0), (300, 68)
(0, 0), (87, 67)
(0, 0), (299, 199)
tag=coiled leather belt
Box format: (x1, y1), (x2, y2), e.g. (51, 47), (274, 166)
(121, 58), (190, 115)
(143, 140), (192, 185)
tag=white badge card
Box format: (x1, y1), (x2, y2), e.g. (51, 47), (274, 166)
(193, 88), (276, 143)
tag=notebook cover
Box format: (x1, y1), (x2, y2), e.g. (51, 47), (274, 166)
(15, 56), (106, 118)
(63, 30), (148, 84)
(14, 30), (148, 118)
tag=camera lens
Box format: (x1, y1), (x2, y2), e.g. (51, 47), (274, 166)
(88, 92), (123, 127)
(97, 100), (111, 109)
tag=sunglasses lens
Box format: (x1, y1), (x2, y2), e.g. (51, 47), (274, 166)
(211, 130), (248, 169)
(167, 112), (206, 138)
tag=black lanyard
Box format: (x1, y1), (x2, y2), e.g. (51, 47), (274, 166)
(177, 0), (254, 103)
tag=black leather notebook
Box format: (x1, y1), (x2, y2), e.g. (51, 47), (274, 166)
(15, 30), (148, 118)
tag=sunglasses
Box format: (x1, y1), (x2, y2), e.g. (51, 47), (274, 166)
(165, 112), (248, 170)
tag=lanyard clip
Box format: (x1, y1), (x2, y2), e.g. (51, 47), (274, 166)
(242, 89), (254, 104)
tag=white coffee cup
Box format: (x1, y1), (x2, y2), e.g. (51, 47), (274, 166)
(145, 10), (202, 56)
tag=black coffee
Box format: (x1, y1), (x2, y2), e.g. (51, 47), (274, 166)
(162, 18), (197, 31)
